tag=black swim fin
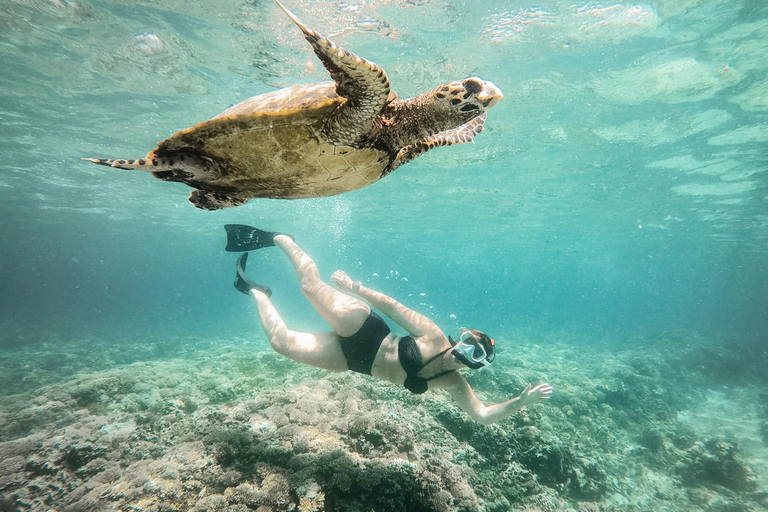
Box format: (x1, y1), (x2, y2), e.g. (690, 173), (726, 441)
(234, 253), (272, 297)
(224, 224), (293, 252)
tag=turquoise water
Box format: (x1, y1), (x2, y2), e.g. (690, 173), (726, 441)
(1, 0), (767, 510)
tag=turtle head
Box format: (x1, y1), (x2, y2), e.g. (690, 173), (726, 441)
(430, 77), (504, 118)
(381, 77), (503, 151)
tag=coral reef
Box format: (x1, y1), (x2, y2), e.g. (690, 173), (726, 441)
(0, 331), (765, 511)
(675, 440), (757, 492)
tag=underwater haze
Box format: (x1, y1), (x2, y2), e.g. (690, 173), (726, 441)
(1, 0), (767, 510)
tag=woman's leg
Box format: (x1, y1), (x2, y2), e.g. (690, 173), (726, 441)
(250, 289), (349, 372)
(274, 235), (370, 337)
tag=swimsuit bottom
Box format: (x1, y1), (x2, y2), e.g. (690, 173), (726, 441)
(337, 311), (391, 375)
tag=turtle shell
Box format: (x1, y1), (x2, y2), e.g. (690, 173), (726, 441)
(148, 82), (392, 199)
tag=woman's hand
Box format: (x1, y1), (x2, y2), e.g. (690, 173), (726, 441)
(517, 383), (553, 407)
(331, 270), (356, 293)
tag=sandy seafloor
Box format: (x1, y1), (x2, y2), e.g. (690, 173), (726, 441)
(1, 328), (766, 512)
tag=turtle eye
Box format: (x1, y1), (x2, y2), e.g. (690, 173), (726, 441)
(464, 79), (483, 95)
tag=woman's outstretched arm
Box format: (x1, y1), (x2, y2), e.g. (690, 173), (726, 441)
(434, 372), (553, 425)
(331, 270), (439, 338)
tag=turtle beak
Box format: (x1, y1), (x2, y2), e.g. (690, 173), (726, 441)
(477, 81), (504, 108)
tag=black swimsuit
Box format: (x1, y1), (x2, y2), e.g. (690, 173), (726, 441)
(337, 311), (391, 375)
(338, 311), (452, 394)
(398, 336), (454, 394)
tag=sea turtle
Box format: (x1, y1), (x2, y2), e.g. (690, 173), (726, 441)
(83, 0), (504, 210)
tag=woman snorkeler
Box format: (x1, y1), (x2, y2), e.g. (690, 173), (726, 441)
(226, 225), (552, 425)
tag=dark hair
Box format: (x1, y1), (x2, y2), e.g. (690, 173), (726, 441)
(460, 329), (495, 360)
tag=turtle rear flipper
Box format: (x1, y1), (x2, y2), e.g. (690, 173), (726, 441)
(82, 157), (158, 172)
(83, 154), (219, 180)
(189, 189), (249, 211)
(84, 154), (224, 193)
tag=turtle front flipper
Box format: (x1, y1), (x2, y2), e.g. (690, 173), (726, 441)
(272, 0), (390, 143)
(389, 113), (487, 172)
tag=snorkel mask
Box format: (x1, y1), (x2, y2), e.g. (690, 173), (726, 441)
(448, 331), (496, 369)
